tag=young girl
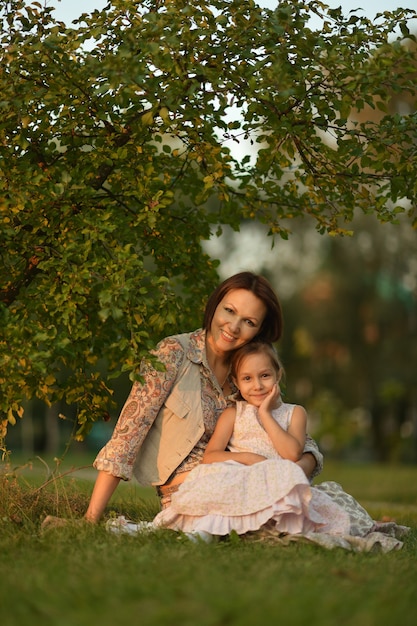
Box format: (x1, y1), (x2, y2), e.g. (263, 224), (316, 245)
(153, 342), (351, 537)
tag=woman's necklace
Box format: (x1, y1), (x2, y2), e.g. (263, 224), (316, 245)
(205, 338), (230, 392)
(219, 367), (231, 391)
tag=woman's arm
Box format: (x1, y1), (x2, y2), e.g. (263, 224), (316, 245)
(84, 471), (121, 523)
(296, 452), (318, 480)
(202, 407), (266, 466)
(301, 434), (323, 480)
(87, 337), (188, 520)
(94, 336), (185, 481)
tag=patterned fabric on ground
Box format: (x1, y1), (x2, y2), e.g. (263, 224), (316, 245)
(106, 516), (156, 535)
(243, 526), (408, 553)
(313, 480), (375, 536)
(105, 515), (409, 552)
(105, 516), (215, 543)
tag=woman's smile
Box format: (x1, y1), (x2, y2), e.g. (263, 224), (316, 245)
(220, 329), (237, 343)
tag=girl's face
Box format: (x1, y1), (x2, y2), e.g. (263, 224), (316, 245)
(234, 352), (279, 407)
(208, 289), (266, 355)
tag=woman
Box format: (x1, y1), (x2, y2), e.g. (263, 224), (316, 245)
(84, 272), (322, 522)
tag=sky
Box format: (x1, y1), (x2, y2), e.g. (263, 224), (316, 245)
(48, 0), (413, 26)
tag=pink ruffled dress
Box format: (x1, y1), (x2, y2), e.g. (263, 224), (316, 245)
(153, 402), (351, 536)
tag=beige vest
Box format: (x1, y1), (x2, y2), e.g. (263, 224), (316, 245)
(132, 333), (204, 486)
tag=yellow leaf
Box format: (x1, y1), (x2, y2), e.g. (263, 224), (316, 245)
(141, 110), (154, 126)
(7, 408), (16, 425)
(159, 106), (170, 123)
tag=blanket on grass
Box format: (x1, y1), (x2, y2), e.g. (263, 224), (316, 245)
(106, 515), (409, 553)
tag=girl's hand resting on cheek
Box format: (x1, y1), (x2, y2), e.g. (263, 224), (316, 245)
(259, 383), (281, 416)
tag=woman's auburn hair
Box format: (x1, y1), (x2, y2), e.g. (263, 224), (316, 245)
(203, 271), (283, 343)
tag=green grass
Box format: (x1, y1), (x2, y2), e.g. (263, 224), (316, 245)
(1, 454), (416, 626)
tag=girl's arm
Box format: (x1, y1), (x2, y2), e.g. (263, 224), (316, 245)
(202, 407), (266, 466)
(258, 386), (306, 461)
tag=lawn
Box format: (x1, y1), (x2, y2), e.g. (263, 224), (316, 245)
(1, 453), (416, 626)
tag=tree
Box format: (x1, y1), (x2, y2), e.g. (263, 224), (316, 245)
(1, 0), (416, 445)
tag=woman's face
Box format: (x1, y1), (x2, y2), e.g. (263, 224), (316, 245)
(208, 289), (267, 354)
